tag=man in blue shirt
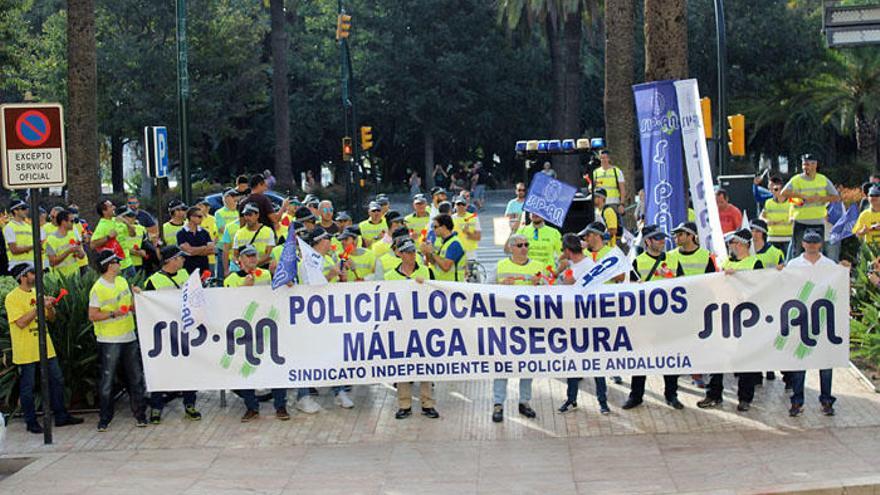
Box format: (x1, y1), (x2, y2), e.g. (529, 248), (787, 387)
(177, 207), (214, 275)
(505, 182), (527, 232)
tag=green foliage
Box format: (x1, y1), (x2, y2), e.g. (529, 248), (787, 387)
(0, 271), (108, 414)
(850, 244), (880, 367)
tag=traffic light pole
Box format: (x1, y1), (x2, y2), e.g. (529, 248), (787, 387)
(714, 0), (728, 177)
(338, 1), (360, 217)
(176, 0), (192, 205)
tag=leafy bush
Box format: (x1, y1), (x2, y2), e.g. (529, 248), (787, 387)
(0, 270), (141, 414)
(849, 243), (880, 368)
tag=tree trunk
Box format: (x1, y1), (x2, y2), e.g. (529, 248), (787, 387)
(546, 9), (567, 179)
(270, 0), (293, 190)
(856, 113), (879, 171)
(424, 130), (435, 190)
(556, 6), (584, 186)
(110, 134), (124, 194)
(67, 0), (100, 223)
(644, 0), (688, 81)
(605, 0), (636, 204)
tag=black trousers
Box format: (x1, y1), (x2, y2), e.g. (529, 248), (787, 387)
(629, 375), (678, 402)
(706, 372), (761, 402)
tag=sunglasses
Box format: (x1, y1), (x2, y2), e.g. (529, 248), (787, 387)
(517, 189), (526, 193)
(515, 243), (529, 248)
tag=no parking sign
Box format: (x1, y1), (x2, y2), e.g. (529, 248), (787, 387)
(0, 103), (66, 189)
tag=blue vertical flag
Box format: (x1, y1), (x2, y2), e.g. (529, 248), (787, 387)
(271, 223), (299, 289)
(633, 80), (687, 245)
(828, 203), (859, 245)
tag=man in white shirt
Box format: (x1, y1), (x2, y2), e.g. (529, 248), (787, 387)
(785, 229), (840, 417)
(557, 234), (610, 414)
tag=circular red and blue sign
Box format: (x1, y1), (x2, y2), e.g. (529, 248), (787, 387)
(14, 110), (52, 147)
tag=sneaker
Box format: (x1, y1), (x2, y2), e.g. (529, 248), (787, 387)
(621, 398), (643, 410)
(821, 402), (835, 416)
(96, 421), (110, 432)
(599, 402), (611, 415)
(135, 416), (149, 427)
(241, 409), (259, 422)
(184, 406), (202, 421)
(696, 397), (722, 409)
(296, 395), (322, 414)
(421, 407), (440, 419)
(395, 408), (412, 420)
(789, 404), (803, 417)
(612, 376), (623, 385)
(492, 404), (503, 423)
(26, 422), (43, 434)
(518, 402), (537, 419)
(55, 415), (84, 427)
(736, 401), (751, 412)
(335, 390), (354, 409)
(666, 398), (685, 410)
(150, 409), (162, 425)
(558, 399), (577, 413)
(275, 407), (291, 421)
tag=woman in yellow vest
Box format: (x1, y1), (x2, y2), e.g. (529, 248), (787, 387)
(779, 154), (840, 259)
(88, 250), (147, 431)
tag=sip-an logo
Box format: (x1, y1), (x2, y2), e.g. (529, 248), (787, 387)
(147, 300), (287, 378)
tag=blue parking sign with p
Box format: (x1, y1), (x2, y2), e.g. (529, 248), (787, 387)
(155, 127), (168, 178)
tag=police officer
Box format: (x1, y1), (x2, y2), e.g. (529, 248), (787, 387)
(751, 219), (785, 270)
(491, 234), (543, 422)
(593, 188), (621, 246)
(697, 229), (763, 412)
(385, 238), (440, 420)
(624, 225), (684, 410)
(144, 246), (202, 423)
(421, 214), (466, 282)
(374, 227), (410, 279)
(88, 250), (147, 431)
(359, 202), (387, 248)
(558, 233), (611, 414)
(227, 246), (289, 421)
(338, 227), (376, 281)
(405, 194), (432, 237)
(780, 154), (841, 259)
(515, 212), (561, 268)
(670, 221), (717, 388)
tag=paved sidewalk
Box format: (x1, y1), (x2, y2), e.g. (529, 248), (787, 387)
(1, 369), (879, 494)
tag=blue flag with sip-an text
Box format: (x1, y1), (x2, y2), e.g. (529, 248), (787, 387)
(633, 80), (687, 244)
(272, 224), (299, 289)
(828, 203), (859, 245)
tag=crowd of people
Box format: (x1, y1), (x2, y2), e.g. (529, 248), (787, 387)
(4, 151), (869, 434)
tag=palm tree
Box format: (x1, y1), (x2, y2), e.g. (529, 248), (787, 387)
(270, 0), (294, 189)
(498, 0), (599, 186)
(604, 0), (635, 205)
(808, 49), (880, 170)
(67, 0), (100, 222)
(644, 0), (687, 81)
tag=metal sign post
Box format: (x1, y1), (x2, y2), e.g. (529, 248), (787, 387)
(1, 102), (67, 445)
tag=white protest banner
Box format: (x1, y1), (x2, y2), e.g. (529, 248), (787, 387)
(575, 247), (634, 290)
(298, 239), (327, 285)
(136, 266), (850, 391)
(674, 79), (727, 261)
(181, 269), (208, 336)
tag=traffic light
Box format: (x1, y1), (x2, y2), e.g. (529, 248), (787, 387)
(360, 126), (373, 151)
(700, 97), (713, 139)
(727, 114), (745, 156)
(342, 137), (353, 161)
(336, 13), (352, 40)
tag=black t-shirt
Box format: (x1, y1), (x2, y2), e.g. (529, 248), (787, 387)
(176, 226), (212, 274)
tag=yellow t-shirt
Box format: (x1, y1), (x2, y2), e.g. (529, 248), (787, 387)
(201, 214), (218, 265)
(853, 209), (880, 244)
(5, 287), (56, 364)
